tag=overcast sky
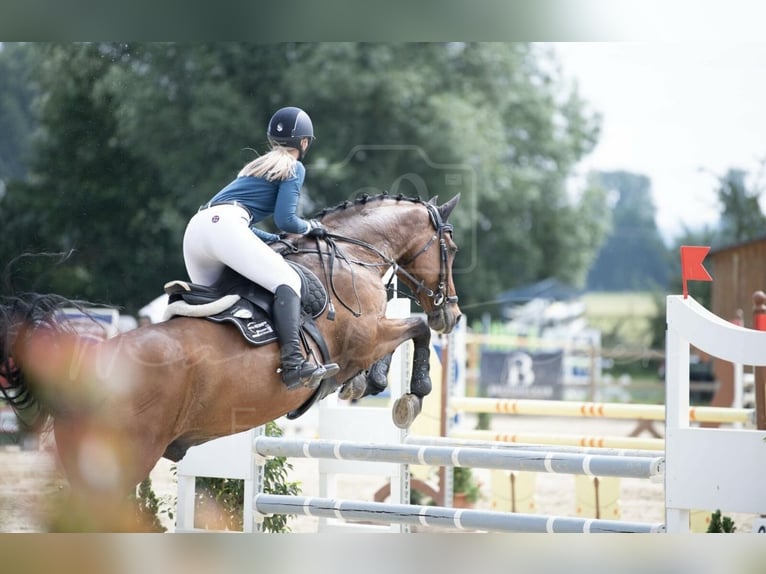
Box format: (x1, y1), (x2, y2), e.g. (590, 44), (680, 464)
(549, 42), (766, 242)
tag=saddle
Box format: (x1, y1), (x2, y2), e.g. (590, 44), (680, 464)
(163, 261), (338, 419)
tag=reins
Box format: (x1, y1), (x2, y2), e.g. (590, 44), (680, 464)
(280, 200), (457, 316)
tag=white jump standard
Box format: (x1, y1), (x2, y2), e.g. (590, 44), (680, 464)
(665, 294), (766, 532)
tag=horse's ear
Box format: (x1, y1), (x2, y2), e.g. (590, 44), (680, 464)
(427, 196), (439, 205)
(438, 194), (460, 221)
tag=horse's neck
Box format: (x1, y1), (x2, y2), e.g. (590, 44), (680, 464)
(328, 203), (423, 268)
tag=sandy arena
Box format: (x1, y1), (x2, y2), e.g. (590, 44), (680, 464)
(0, 408), (757, 533)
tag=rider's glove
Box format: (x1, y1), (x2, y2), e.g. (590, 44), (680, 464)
(305, 219), (328, 239)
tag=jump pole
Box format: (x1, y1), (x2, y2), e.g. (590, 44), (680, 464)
(405, 435), (660, 458)
(253, 493), (663, 533)
(450, 397), (753, 425)
(449, 428), (664, 451)
(253, 436), (664, 480)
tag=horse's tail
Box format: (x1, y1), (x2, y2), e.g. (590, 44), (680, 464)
(0, 292), (90, 431)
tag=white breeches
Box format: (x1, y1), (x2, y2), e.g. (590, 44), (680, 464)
(183, 204), (301, 296)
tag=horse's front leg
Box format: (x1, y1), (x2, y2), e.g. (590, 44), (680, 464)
(338, 352), (393, 401)
(392, 316), (432, 428)
(339, 314), (434, 427)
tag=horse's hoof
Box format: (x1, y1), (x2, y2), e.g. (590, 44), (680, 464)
(392, 394), (422, 429)
(339, 374), (367, 401)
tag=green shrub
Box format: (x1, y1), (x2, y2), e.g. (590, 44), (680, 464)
(132, 476), (168, 532)
(453, 466), (481, 504)
(706, 509), (736, 533)
(194, 421), (301, 532)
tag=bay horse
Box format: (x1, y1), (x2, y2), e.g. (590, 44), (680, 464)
(0, 193), (461, 530)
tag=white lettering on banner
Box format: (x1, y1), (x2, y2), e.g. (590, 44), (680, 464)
(502, 352), (535, 387)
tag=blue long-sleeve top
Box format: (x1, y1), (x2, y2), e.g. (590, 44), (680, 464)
(207, 162), (310, 242)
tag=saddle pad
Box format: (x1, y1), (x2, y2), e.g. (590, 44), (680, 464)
(205, 300), (277, 346)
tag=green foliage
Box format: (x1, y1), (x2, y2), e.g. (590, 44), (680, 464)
(452, 466), (481, 504)
(706, 509), (736, 533)
(0, 43), (39, 184)
(131, 476), (169, 533)
(0, 42), (604, 322)
(259, 423), (302, 533)
(715, 167), (766, 246)
(0, 44), (184, 309)
(193, 421), (300, 532)
(475, 411), (492, 430)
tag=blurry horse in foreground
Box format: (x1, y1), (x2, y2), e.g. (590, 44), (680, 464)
(0, 193), (461, 530)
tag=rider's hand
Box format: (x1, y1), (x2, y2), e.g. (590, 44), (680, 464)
(305, 219), (329, 239)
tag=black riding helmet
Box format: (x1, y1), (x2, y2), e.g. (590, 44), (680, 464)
(267, 106), (315, 160)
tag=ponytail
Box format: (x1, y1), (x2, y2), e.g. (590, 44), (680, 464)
(238, 146), (298, 181)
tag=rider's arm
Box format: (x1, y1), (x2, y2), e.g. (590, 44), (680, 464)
(251, 226), (280, 243)
(273, 162), (311, 235)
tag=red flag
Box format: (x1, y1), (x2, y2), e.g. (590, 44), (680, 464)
(680, 245), (712, 298)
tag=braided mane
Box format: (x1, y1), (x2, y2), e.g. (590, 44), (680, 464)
(313, 192), (426, 220)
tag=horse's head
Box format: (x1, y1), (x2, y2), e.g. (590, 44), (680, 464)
(397, 195), (462, 334)
(311, 193), (463, 333)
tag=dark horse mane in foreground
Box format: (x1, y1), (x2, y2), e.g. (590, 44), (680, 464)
(0, 193), (462, 530)
(0, 293), (83, 430)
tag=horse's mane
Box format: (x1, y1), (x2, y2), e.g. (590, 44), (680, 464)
(313, 192), (426, 220)
(0, 293), (90, 431)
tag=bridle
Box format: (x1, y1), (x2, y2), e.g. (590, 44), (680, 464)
(394, 202), (459, 309)
(280, 200), (458, 317)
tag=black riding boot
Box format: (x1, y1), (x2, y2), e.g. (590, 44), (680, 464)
(273, 285), (339, 390)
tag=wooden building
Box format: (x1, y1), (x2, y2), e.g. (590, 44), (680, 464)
(705, 237), (766, 423)
(709, 236), (766, 326)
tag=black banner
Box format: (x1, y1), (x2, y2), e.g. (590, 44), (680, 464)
(479, 349), (564, 399)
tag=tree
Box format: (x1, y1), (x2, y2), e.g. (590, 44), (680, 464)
(286, 43), (607, 314)
(0, 43), (39, 186)
(586, 171), (670, 291)
(1, 43), (606, 321)
(715, 167), (766, 246)
(0, 44), (182, 311)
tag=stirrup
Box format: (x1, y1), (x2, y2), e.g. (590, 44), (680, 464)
(305, 362), (340, 390)
(280, 361), (340, 391)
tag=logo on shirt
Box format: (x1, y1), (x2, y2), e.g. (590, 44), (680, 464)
(212, 215), (220, 223)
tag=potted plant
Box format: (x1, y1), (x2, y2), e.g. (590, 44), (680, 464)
(452, 466), (481, 508)
(706, 510), (736, 533)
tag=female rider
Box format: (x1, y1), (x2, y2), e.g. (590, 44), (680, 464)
(182, 106), (337, 390)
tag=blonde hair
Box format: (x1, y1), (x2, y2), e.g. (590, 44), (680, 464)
(238, 146), (297, 181)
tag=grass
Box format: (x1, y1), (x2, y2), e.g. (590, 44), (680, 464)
(582, 291), (659, 349)
(581, 292), (665, 402)
(582, 292), (658, 318)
